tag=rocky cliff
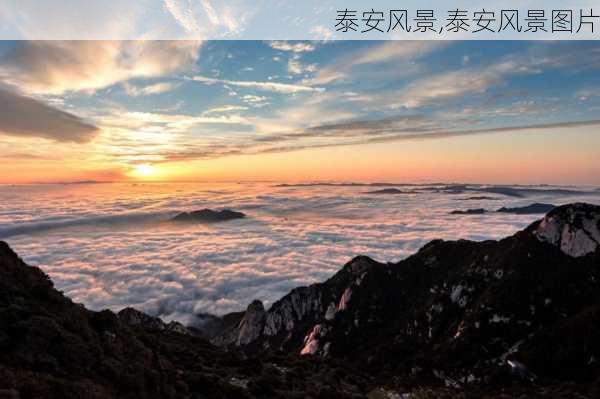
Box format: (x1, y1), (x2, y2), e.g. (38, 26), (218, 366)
(0, 242), (368, 398)
(211, 203), (600, 390)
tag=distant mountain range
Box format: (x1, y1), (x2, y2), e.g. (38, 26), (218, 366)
(1, 203), (599, 398)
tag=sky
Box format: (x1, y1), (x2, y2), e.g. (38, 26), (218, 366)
(0, 40), (599, 184)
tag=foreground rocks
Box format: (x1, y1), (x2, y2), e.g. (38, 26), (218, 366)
(532, 202), (600, 257)
(0, 241), (368, 398)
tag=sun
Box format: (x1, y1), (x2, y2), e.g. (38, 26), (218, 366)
(133, 164), (156, 178)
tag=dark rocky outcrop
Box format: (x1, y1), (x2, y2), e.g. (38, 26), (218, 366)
(118, 307), (189, 335)
(450, 208), (487, 215)
(497, 203), (556, 214)
(364, 188), (416, 195)
(171, 209), (245, 223)
(0, 241), (367, 398)
(451, 203), (556, 215)
(460, 196), (499, 200)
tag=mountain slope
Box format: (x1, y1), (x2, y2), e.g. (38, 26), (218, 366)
(0, 242), (368, 398)
(211, 203), (600, 388)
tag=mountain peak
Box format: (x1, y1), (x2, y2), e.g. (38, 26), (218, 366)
(531, 202), (600, 257)
(342, 255), (380, 277)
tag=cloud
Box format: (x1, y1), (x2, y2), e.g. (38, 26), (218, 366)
(309, 26), (334, 41)
(0, 87), (99, 143)
(352, 41), (446, 66)
(7, 183), (584, 322)
(241, 94), (270, 107)
(100, 110), (251, 132)
(163, 0), (248, 37)
(123, 81), (180, 96)
(203, 105), (248, 114)
(326, 58), (538, 110)
(390, 67), (504, 109)
(0, 210), (175, 239)
(0, 41), (201, 94)
(287, 55), (317, 75)
(269, 41), (316, 53)
(385, 45), (600, 109)
(191, 75), (324, 94)
(154, 116), (600, 162)
(163, 0), (203, 33)
(308, 41), (447, 85)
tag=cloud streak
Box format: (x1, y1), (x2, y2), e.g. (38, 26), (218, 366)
(307, 41), (447, 85)
(269, 41), (316, 53)
(155, 117), (600, 162)
(162, 0), (248, 37)
(191, 75), (324, 94)
(123, 81), (180, 96)
(0, 87), (99, 143)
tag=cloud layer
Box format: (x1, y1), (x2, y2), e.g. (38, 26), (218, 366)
(4, 182), (599, 324)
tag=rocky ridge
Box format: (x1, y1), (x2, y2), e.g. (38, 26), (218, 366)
(210, 203), (600, 390)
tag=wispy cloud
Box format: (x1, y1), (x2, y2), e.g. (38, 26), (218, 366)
(287, 54), (317, 75)
(190, 75), (324, 94)
(123, 81), (180, 97)
(155, 117), (600, 162)
(162, 0), (248, 37)
(100, 110), (251, 132)
(307, 41), (447, 85)
(203, 105), (248, 114)
(163, 0), (202, 33)
(241, 94), (270, 108)
(269, 41), (316, 53)
(123, 82), (179, 97)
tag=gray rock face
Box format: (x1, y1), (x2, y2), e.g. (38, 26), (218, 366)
(118, 307), (189, 334)
(210, 255), (382, 352)
(236, 300), (266, 345)
(533, 203), (600, 257)
(118, 307), (166, 330)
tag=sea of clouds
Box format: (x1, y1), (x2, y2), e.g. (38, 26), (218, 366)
(1, 182), (599, 325)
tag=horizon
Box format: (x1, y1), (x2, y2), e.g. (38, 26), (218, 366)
(1, 179), (599, 187)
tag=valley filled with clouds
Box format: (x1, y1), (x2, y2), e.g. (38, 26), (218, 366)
(2, 182), (598, 324)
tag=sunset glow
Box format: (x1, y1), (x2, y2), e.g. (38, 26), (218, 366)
(0, 40), (599, 185)
(132, 164), (156, 178)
